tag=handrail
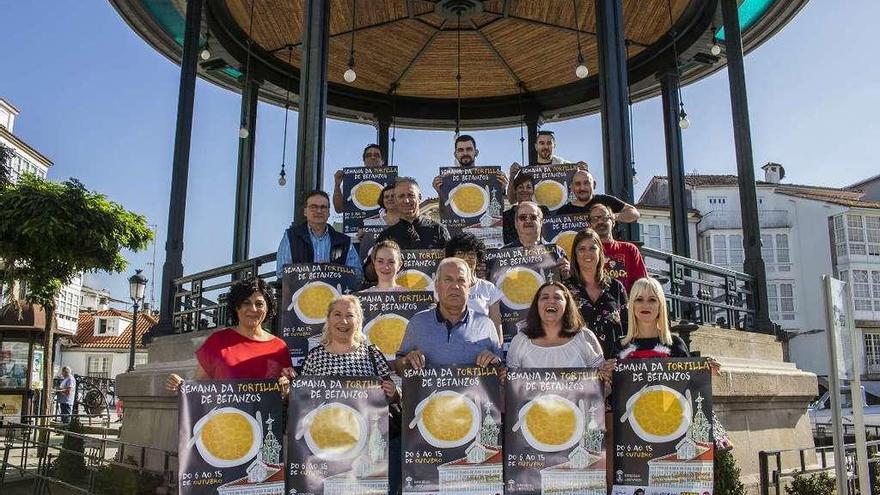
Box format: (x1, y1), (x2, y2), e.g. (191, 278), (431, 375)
(169, 247), (764, 335)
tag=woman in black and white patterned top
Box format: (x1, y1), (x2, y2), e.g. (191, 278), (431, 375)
(300, 295), (399, 393)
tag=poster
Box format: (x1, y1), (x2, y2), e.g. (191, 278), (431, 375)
(343, 166), (397, 234)
(358, 290), (436, 360)
(178, 379), (284, 494)
(395, 250), (444, 292)
(359, 225), (388, 261)
(611, 358), (714, 495)
(485, 246), (561, 343)
(287, 376), (390, 495)
(519, 164), (580, 214)
(439, 166), (505, 248)
(281, 263), (359, 366)
(31, 349), (44, 390)
(401, 366), (503, 494)
(541, 213), (591, 261)
(826, 276), (854, 380)
(505, 368), (606, 495)
(0, 394), (23, 425)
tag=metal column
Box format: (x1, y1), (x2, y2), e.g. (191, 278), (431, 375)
(233, 77), (260, 263)
(153, 0), (202, 337)
(660, 70), (690, 257)
(721, 0), (771, 331)
(377, 115), (391, 163)
(294, 0), (331, 221)
(526, 113), (539, 165)
(595, 0), (638, 242)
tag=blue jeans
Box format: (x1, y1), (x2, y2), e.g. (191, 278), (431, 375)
(60, 403), (72, 424)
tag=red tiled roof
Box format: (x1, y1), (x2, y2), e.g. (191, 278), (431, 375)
(72, 309), (157, 349)
(645, 175), (880, 210)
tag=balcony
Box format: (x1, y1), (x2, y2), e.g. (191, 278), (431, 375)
(864, 363), (880, 380)
(697, 209), (790, 234)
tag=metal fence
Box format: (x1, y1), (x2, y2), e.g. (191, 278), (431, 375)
(0, 415), (176, 494)
(758, 437), (880, 495)
(170, 248), (762, 335)
(641, 246), (761, 332)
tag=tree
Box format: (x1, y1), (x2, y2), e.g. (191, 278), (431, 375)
(714, 448), (747, 495)
(0, 143), (12, 187)
(0, 173), (153, 415)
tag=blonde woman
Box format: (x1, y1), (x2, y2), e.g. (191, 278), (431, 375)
(616, 277), (689, 360)
(361, 240), (406, 292)
(299, 295), (402, 493)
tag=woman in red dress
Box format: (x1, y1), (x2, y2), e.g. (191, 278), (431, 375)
(166, 277), (292, 390)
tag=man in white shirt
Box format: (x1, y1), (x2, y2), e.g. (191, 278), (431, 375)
(55, 366), (76, 424)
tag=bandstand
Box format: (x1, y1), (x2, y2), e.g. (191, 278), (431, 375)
(109, 1), (817, 491)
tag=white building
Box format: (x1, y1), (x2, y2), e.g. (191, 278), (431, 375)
(1, 97), (82, 335)
(58, 309), (152, 379)
(637, 164), (880, 396)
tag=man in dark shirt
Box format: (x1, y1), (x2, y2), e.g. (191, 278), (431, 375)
(376, 177), (450, 249)
(504, 201), (570, 279)
(557, 169), (640, 224)
(502, 173), (549, 245)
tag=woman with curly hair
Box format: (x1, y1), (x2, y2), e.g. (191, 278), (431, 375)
(165, 276), (292, 389)
(565, 228), (628, 359)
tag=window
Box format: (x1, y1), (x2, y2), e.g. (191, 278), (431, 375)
(96, 318), (108, 335)
(712, 235), (728, 266)
(865, 334), (880, 371)
(86, 356), (111, 378)
(767, 281), (796, 323)
(867, 216), (880, 256)
(134, 354), (148, 367)
(708, 196), (727, 207)
(643, 224), (662, 250)
(729, 234), (744, 266)
(834, 216), (846, 258)
(761, 233), (791, 272)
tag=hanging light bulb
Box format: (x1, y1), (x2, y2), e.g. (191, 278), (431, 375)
(678, 103), (690, 130)
(343, 62), (357, 83)
(239, 124), (249, 139)
(200, 33), (211, 60)
(278, 169), (287, 186)
(710, 42), (722, 56)
(575, 52), (589, 79)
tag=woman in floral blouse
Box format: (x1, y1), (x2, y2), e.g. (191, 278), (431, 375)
(564, 228), (627, 359)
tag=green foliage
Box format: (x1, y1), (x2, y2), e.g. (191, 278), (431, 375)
(0, 143), (12, 188)
(0, 173), (153, 308)
(714, 448), (747, 495)
(784, 471), (836, 495)
(50, 417), (86, 484)
(93, 455), (165, 494)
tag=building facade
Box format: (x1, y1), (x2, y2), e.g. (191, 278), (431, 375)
(58, 309), (153, 380)
(638, 164), (880, 396)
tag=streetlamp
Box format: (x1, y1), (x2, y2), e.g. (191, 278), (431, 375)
(128, 269), (148, 372)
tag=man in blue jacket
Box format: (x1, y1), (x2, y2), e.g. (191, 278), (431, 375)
(275, 190), (363, 287)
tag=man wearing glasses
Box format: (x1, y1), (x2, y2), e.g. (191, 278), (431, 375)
(275, 190), (364, 287)
(589, 203), (647, 293)
(504, 201), (571, 279)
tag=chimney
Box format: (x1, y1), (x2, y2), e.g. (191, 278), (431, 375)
(762, 162), (785, 184)
(98, 296), (110, 311)
(142, 302), (150, 313)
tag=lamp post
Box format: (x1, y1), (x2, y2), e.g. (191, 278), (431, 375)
(128, 269), (148, 372)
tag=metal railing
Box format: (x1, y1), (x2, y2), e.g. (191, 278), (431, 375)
(758, 437), (880, 495)
(697, 209), (791, 233)
(171, 252), (278, 334)
(170, 248), (760, 335)
(641, 246), (760, 332)
(0, 416), (176, 493)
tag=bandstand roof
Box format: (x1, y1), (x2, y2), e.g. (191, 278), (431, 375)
(110, 0), (806, 129)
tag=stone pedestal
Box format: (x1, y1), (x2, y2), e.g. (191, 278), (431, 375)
(688, 325), (818, 494)
(115, 330), (215, 471)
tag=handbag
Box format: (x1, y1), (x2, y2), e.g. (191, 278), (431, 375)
(368, 344), (403, 437)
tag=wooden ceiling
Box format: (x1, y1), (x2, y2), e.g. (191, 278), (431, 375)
(226, 0), (690, 99)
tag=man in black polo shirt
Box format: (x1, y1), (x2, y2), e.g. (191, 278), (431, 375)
(556, 169), (640, 224)
(376, 177), (450, 249)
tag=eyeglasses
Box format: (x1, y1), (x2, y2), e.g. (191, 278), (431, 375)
(517, 214), (540, 222)
(589, 215), (612, 222)
(307, 204), (329, 211)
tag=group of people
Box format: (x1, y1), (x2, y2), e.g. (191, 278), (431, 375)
(169, 131), (720, 494)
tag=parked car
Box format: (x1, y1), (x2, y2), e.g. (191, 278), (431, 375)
(809, 386), (880, 427)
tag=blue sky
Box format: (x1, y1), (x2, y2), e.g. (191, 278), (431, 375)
(2, 1), (879, 304)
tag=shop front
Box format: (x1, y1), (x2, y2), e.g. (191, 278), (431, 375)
(0, 302), (54, 424)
